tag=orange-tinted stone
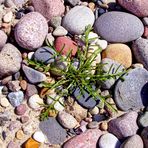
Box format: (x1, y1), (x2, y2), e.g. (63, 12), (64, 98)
(24, 138), (40, 148)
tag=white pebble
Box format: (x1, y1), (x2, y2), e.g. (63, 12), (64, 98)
(99, 133), (121, 148)
(28, 94), (43, 110)
(88, 32), (98, 43)
(28, 52), (34, 60)
(33, 131), (46, 143)
(58, 111), (79, 129)
(45, 33), (55, 46)
(47, 94), (64, 111)
(3, 11), (13, 23)
(0, 97), (10, 107)
(53, 26), (68, 36)
(0, 86), (4, 95)
(96, 39), (108, 50)
(89, 106), (99, 115)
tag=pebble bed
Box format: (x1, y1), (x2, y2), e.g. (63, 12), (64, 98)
(0, 0), (148, 148)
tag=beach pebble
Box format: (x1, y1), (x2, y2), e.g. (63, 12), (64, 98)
(0, 30), (7, 49)
(87, 121), (99, 129)
(102, 44), (132, 68)
(27, 52), (34, 60)
(0, 43), (22, 78)
(15, 104), (27, 115)
(53, 26), (68, 36)
(100, 121), (108, 131)
(100, 58), (125, 89)
(73, 86), (100, 109)
(45, 33), (55, 46)
(96, 39), (108, 50)
(25, 84), (38, 99)
(108, 111), (138, 139)
(15, 12), (48, 50)
(55, 36), (78, 56)
(20, 115), (29, 123)
(141, 127), (148, 148)
(20, 80), (27, 90)
(138, 111), (148, 127)
(24, 138), (40, 148)
(120, 134), (144, 148)
(33, 131), (46, 143)
(22, 65), (47, 84)
(65, 97), (87, 122)
(63, 129), (102, 148)
(15, 129), (24, 140)
(114, 68), (148, 111)
(57, 111), (79, 129)
(0, 97), (10, 107)
(94, 12), (144, 43)
(117, 0), (148, 17)
(39, 117), (67, 144)
(50, 16), (62, 28)
(62, 6), (95, 35)
(34, 46), (56, 64)
(89, 106), (99, 115)
(28, 94), (43, 110)
(3, 11), (13, 23)
(8, 91), (24, 107)
(32, 0), (65, 20)
(99, 133), (121, 148)
(132, 38), (148, 70)
(7, 80), (21, 91)
(143, 17), (148, 26)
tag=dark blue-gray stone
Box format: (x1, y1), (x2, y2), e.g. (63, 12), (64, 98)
(114, 67), (148, 111)
(39, 117), (67, 144)
(94, 12), (144, 43)
(132, 38), (148, 70)
(34, 46), (56, 64)
(73, 86), (100, 109)
(22, 65), (46, 84)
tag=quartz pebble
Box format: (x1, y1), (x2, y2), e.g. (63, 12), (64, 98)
(3, 11), (13, 23)
(89, 106), (99, 115)
(100, 121), (108, 131)
(28, 94), (43, 110)
(16, 130), (24, 140)
(99, 133), (121, 148)
(45, 33), (55, 46)
(57, 111), (79, 129)
(33, 131), (46, 143)
(0, 97), (10, 107)
(96, 39), (108, 50)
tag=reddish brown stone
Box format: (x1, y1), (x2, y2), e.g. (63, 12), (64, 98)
(55, 36), (78, 56)
(118, 0), (148, 17)
(63, 129), (102, 148)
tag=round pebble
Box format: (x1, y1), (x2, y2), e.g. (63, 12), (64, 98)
(89, 106), (99, 115)
(15, 104), (27, 116)
(15, 12), (48, 50)
(33, 131), (46, 143)
(100, 121), (108, 131)
(20, 116), (29, 124)
(62, 6), (95, 35)
(28, 94), (43, 110)
(16, 130), (24, 140)
(87, 121), (99, 129)
(0, 97), (10, 107)
(3, 11), (13, 23)
(99, 133), (121, 148)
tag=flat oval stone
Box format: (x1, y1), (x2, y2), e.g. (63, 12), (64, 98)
(62, 6), (95, 35)
(73, 86), (100, 109)
(117, 0), (148, 17)
(34, 46), (56, 64)
(132, 38), (148, 70)
(39, 117), (67, 144)
(94, 12), (144, 43)
(114, 68), (148, 111)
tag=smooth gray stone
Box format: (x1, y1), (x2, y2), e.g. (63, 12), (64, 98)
(94, 12), (144, 43)
(39, 117), (67, 144)
(62, 6), (95, 35)
(114, 67), (148, 111)
(132, 38), (148, 70)
(138, 111), (148, 127)
(22, 65), (46, 84)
